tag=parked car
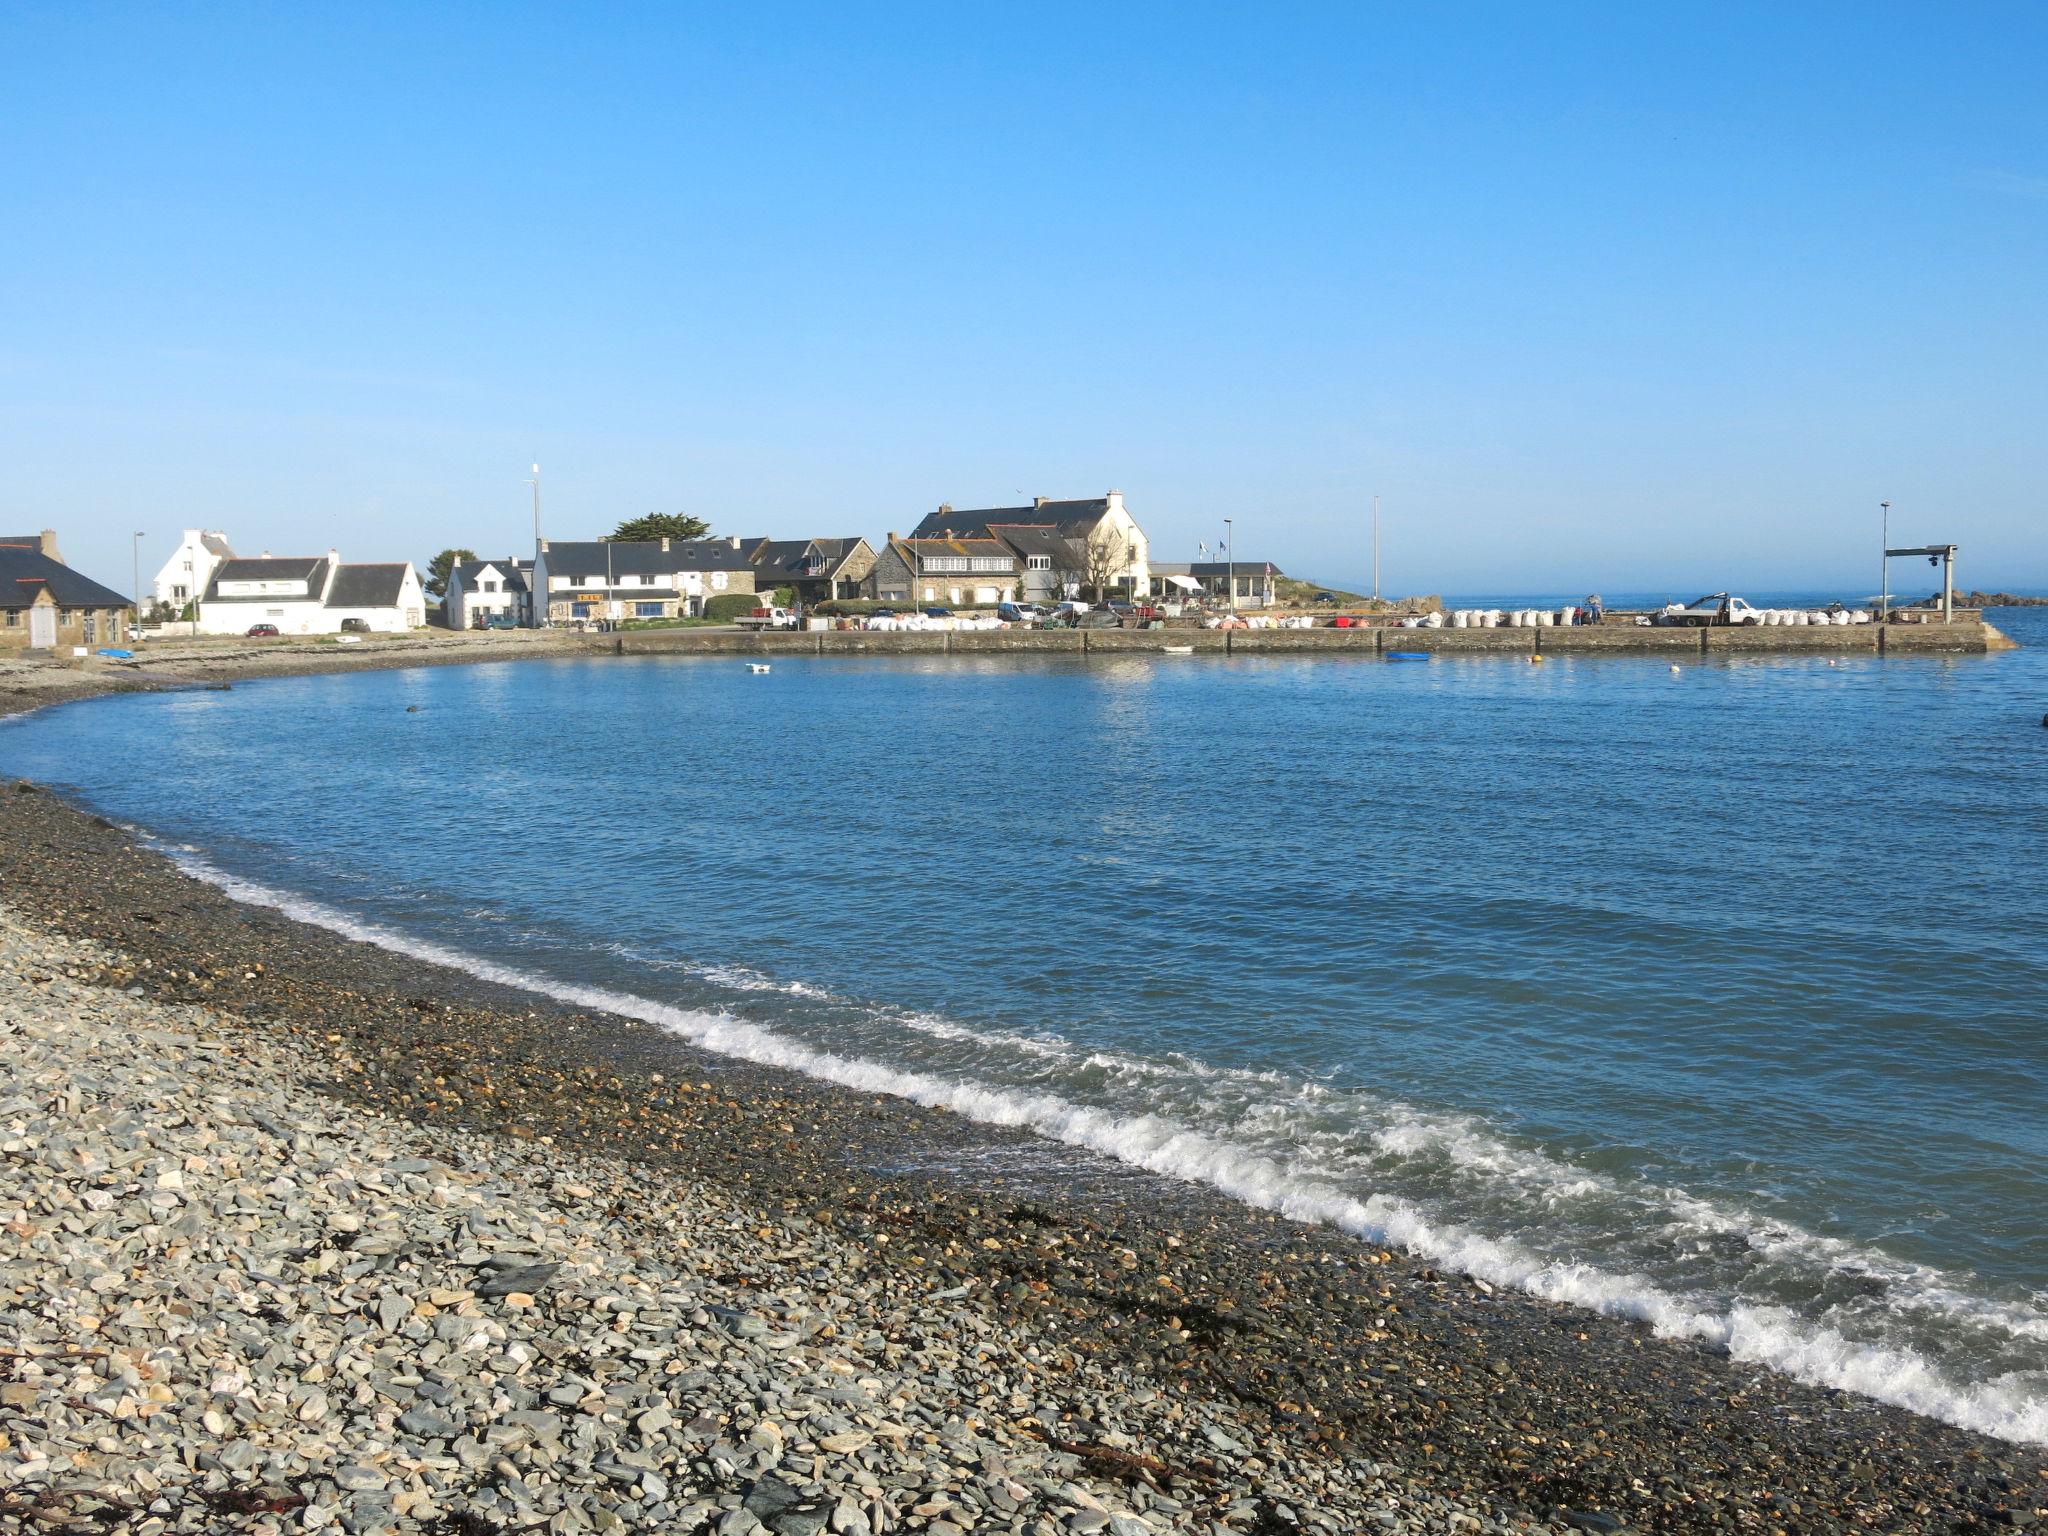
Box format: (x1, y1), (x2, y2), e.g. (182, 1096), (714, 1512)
(735, 605), (799, 630)
(870, 607), (898, 618)
(1656, 593), (1764, 627)
(922, 606), (953, 618)
(1313, 592), (1338, 605)
(484, 614), (519, 630)
(997, 601), (1046, 625)
(339, 617), (371, 633)
(246, 623), (279, 637)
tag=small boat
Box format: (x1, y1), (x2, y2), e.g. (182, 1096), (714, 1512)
(747, 663), (772, 674)
(1161, 644), (1194, 655)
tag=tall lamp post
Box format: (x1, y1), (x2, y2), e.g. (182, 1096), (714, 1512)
(1879, 500), (1891, 623)
(131, 532), (145, 639)
(1372, 495), (1381, 603)
(526, 463), (542, 544)
(1223, 518), (1235, 613)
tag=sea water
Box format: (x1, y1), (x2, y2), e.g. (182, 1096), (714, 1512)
(5, 607), (2044, 1442)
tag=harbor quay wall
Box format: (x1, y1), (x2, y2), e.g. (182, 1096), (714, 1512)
(610, 621), (2000, 659)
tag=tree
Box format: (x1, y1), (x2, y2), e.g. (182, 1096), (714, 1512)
(424, 548), (476, 599)
(1080, 533), (1132, 604)
(1047, 538), (1090, 603)
(609, 512), (711, 543)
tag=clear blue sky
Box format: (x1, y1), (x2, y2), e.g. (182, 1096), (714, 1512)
(4, 2), (2044, 597)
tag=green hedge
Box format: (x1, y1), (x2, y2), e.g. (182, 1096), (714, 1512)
(704, 592), (763, 623)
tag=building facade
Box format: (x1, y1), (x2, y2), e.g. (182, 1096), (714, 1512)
(530, 536), (758, 624)
(745, 537), (877, 604)
(890, 491), (1152, 602)
(195, 553), (425, 634)
(1149, 560), (1282, 607)
(445, 558), (532, 628)
(151, 529), (235, 615)
(0, 530), (134, 651)
(867, 536), (1020, 606)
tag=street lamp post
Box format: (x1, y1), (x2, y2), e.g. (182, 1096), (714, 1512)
(1224, 518), (1235, 613)
(1372, 494), (1381, 603)
(1880, 500), (1891, 623)
(131, 532), (145, 640)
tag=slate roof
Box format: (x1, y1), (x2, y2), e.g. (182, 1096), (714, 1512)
(325, 564), (413, 608)
(452, 559), (530, 594)
(748, 537), (868, 581)
(542, 539), (755, 578)
(910, 498), (1113, 541)
(991, 526), (1085, 566)
(203, 557), (332, 602)
(0, 540), (132, 611)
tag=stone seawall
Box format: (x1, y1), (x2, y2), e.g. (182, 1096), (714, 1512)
(614, 622), (2004, 658)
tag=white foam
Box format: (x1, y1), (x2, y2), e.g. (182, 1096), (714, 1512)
(160, 846), (2048, 1446)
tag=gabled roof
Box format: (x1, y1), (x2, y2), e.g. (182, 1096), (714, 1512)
(452, 559), (530, 594)
(910, 497), (1114, 541)
(748, 536), (870, 580)
(325, 564), (413, 608)
(204, 557), (332, 601)
(0, 540), (132, 611)
(540, 538), (755, 576)
(990, 525), (1085, 566)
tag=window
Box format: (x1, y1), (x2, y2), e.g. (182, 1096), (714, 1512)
(1027, 555), (1050, 570)
(85, 613), (97, 642)
(482, 579), (498, 593)
(924, 555), (968, 572)
(969, 556), (1011, 572)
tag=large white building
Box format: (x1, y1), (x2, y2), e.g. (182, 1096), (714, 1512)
(152, 529), (236, 614)
(195, 552), (425, 635)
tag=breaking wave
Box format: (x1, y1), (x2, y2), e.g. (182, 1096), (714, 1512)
(162, 845), (2048, 1446)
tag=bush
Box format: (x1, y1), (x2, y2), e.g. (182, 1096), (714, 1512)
(704, 592), (763, 623)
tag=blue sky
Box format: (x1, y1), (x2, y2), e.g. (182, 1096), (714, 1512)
(4, 2), (2044, 597)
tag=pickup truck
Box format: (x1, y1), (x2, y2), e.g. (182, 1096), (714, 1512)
(735, 606), (800, 631)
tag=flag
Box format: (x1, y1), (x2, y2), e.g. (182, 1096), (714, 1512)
(1197, 541), (1208, 557)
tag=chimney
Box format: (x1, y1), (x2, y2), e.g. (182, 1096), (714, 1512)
(1107, 490), (1124, 512)
(1033, 497), (1046, 510)
(38, 528), (61, 561)
(938, 503), (951, 515)
(886, 531), (899, 543)
(728, 535), (741, 549)
(328, 547), (340, 566)
(661, 536), (670, 552)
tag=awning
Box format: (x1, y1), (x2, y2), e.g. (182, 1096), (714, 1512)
(1166, 574), (1202, 591)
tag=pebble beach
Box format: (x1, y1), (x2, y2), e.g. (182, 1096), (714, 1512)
(2, 783), (2044, 1535)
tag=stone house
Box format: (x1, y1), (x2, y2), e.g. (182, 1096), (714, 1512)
(867, 536), (1020, 607)
(744, 537), (876, 605)
(882, 491), (1152, 602)
(0, 530), (134, 650)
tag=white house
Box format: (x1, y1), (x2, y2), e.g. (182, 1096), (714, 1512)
(530, 536), (758, 624)
(444, 557), (532, 628)
(195, 551), (425, 635)
(152, 529), (235, 614)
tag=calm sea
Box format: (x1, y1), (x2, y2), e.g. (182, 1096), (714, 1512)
(6, 605), (2044, 1443)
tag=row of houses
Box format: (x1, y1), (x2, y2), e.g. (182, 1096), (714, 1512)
(2, 492), (1280, 651)
(449, 492), (1279, 626)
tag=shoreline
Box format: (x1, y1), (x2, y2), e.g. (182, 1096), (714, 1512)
(1, 785), (2041, 1533)
(0, 611), (2016, 721)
